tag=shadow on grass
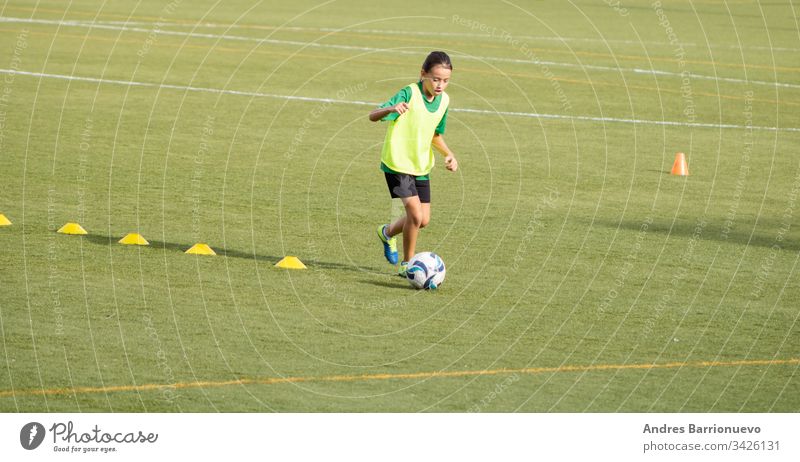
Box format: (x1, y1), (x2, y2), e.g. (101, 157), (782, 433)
(83, 234), (374, 272)
(592, 219), (800, 252)
(358, 278), (411, 290)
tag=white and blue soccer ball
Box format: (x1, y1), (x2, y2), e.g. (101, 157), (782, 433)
(406, 252), (446, 290)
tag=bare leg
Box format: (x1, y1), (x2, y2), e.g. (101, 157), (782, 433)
(386, 198), (430, 262)
(386, 215), (405, 239)
(420, 202), (431, 229)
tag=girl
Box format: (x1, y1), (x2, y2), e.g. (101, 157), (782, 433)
(369, 51), (459, 277)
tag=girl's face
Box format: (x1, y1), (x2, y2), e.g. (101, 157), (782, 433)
(420, 64), (451, 98)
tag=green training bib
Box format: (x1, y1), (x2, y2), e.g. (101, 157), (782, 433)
(380, 84), (449, 176)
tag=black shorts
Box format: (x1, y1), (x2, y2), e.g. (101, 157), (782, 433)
(384, 172), (431, 204)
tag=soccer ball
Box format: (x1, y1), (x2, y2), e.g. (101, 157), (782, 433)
(406, 252), (446, 290)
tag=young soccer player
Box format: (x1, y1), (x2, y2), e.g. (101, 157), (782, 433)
(370, 51), (459, 277)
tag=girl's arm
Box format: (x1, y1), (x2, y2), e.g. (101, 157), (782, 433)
(369, 102), (409, 122)
(432, 134), (458, 172)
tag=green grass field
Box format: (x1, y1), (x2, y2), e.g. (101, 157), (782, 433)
(0, 0), (798, 412)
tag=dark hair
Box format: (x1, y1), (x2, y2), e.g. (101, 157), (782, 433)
(422, 51), (452, 72)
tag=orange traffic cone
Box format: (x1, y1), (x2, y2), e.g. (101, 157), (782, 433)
(671, 152), (689, 176)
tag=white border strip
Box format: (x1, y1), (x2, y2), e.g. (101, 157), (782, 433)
(2, 68), (798, 133)
(2, 414), (800, 461)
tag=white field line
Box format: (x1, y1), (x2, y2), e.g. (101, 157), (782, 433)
(0, 16), (384, 52)
(453, 107), (800, 132)
(2, 16), (799, 90)
(48, 18), (800, 53)
(0, 68), (374, 105)
(2, 68), (798, 133)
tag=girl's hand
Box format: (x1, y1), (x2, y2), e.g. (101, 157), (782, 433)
(445, 155), (458, 172)
(393, 102), (410, 115)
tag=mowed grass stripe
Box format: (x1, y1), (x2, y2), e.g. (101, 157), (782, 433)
(1, 358), (797, 399)
(5, 4), (800, 53)
(2, 69), (798, 133)
(2, 16), (799, 89)
(17, 15), (800, 73)
(3, 25), (798, 109)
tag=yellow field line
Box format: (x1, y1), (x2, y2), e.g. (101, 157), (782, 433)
(1, 358), (797, 399)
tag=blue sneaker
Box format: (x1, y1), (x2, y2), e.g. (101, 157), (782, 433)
(377, 224), (398, 264)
